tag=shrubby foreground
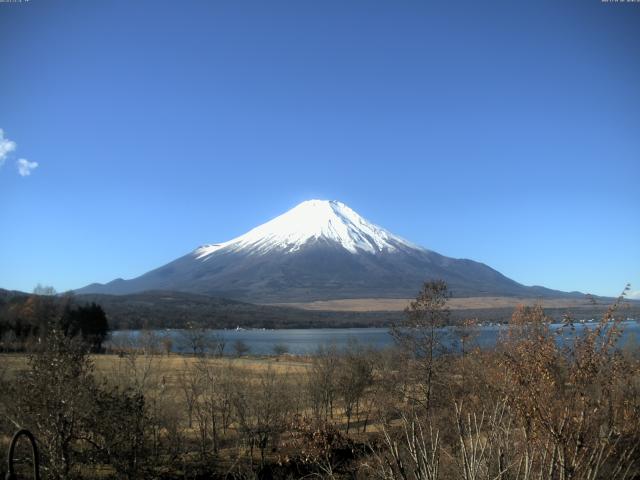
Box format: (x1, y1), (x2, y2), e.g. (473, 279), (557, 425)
(0, 282), (639, 479)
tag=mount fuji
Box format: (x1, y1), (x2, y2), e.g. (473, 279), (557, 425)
(77, 200), (574, 302)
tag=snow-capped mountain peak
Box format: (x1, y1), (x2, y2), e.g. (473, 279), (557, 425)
(76, 199), (572, 302)
(194, 199), (417, 259)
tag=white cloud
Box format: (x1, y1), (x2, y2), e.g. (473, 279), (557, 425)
(16, 158), (38, 176)
(627, 290), (640, 300)
(0, 128), (17, 167)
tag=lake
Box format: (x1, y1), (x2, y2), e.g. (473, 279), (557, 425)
(109, 319), (640, 356)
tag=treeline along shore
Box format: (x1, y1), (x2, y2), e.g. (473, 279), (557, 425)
(2, 287), (638, 335)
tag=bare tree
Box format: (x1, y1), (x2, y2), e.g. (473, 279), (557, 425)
(453, 317), (478, 386)
(33, 284), (57, 296)
(160, 334), (173, 356)
(336, 342), (374, 433)
(308, 344), (339, 421)
(232, 367), (292, 468)
(372, 411), (441, 480)
(272, 343), (289, 356)
(177, 360), (201, 429)
(281, 414), (356, 479)
(10, 327), (95, 479)
(211, 333), (226, 357)
(390, 280), (450, 411)
(496, 291), (640, 480)
(180, 322), (208, 356)
(193, 358), (227, 455)
(233, 339), (250, 357)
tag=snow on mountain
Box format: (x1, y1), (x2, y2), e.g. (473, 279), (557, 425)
(194, 199), (418, 258)
(76, 199), (578, 302)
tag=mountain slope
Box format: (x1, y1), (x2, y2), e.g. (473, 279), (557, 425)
(77, 200), (578, 302)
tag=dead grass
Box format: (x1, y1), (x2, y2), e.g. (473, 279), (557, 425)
(1, 353), (311, 373)
(267, 296), (598, 311)
(1, 353), (312, 411)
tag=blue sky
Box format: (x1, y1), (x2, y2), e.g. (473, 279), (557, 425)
(0, 0), (638, 298)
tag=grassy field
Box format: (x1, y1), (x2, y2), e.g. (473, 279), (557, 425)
(0, 352), (321, 475)
(269, 295), (607, 311)
(1, 352), (313, 384)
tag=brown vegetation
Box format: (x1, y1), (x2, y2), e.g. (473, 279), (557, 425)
(269, 296), (611, 312)
(0, 283), (638, 479)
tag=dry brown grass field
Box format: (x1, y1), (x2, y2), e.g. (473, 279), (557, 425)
(0, 352), (313, 379)
(270, 295), (601, 311)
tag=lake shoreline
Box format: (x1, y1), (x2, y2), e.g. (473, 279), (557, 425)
(108, 320), (639, 356)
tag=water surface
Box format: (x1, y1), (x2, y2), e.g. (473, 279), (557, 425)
(109, 320), (640, 356)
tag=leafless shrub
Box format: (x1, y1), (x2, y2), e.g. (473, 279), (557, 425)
(232, 367), (293, 468)
(308, 344), (340, 422)
(280, 414), (355, 479)
(336, 341), (375, 433)
(233, 339), (251, 357)
(494, 290), (640, 480)
(370, 411), (440, 480)
(177, 359), (201, 429)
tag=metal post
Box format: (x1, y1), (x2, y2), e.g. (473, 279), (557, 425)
(5, 429), (40, 480)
